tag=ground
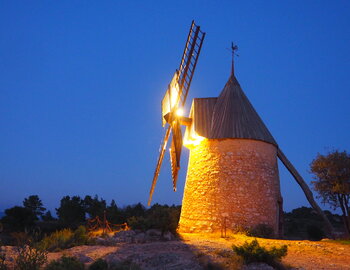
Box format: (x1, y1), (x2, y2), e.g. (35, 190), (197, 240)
(2, 233), (350, 269)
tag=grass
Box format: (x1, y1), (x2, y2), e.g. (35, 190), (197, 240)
(322, 239), (350, 245)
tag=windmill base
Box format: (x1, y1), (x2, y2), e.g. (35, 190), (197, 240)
(179, 138), (283, 237)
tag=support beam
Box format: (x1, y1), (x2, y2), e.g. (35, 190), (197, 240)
(277, 148), (335, 237)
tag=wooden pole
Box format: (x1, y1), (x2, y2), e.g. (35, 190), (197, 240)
(277, 148), (335, 238)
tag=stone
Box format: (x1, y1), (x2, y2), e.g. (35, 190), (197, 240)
(163, 231), (175, 241)
(134, 232), (146, 243)
(178, 138), (282, 236)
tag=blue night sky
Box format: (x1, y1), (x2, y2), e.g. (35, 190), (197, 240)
(1, 1), (350, 213)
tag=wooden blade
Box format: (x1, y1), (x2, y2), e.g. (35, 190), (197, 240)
(162, 71), (180, 126)
(177, 21), (206, 107)
(169, 120), (182, 191)
(148, 126), (171, 206)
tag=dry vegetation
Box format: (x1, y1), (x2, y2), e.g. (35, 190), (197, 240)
(2, 232), (349, 269)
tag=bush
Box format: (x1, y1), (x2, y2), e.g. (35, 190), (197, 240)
(126, 204), (181, 235)
(126, 216), (147, 231)
(232, 239), (287, 268)
(44, 256), (84, 270)
(14, 245), (47, 270)
(0, 245), (7, 270)
(88, 258), (108, 270)
(39, 226), (89, 251)
(307, 225), (324, 241)
(73, 226), (89, 246)
(247, 224), (274, 238)
(39, 228), (73, 251)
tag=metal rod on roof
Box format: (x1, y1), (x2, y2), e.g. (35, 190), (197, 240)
(230, 42), (238, 76)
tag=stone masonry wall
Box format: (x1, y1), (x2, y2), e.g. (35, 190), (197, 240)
(178, 138), (282, 235)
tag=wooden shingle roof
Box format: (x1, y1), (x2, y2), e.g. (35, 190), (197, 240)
(190, 74), (277, 146)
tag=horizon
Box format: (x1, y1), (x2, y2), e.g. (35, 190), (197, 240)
(1, 1), (350, 214)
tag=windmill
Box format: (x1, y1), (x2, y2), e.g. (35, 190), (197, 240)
(148, 24), (334, 237)
(148, 21), (205, 206)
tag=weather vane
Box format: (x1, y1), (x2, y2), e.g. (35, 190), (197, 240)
(228, 42), (238, 75)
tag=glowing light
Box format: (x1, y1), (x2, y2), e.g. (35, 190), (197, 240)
(176, 108), (184, 116)
(183, 130), (205, 148)
(170, 85), (179, 108)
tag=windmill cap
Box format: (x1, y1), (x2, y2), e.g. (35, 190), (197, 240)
(189, 74), (277, 146)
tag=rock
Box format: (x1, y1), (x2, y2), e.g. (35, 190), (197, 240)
(163, 231), (174, 241)
(134, 232), (146, 243)
(113, 230), (136, 243)
(75, 253), (93, 263)
(114, 230), (136, 238)
(243, 262), (275, 270)
(146, 229), (162, 237)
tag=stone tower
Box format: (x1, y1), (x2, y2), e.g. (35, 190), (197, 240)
(178, 72), (283, 236)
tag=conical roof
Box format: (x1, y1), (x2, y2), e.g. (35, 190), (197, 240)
(210, 74), (277, 145)
(188, 74), (277, 146)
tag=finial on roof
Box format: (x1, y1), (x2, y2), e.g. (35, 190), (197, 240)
(230, 42), (238, 76)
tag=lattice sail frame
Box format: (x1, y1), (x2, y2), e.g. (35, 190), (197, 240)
(148, 21), (205, 206)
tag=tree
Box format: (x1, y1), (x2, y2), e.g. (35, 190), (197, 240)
(41, 210), (55, 222)
(310, 150), (350, 235)
(1, 206), (36, 231)
(23, 195), (46, 220)
(56, 196), (85, 226)
(83, 195), (106, 219)
(106, 200), (121, 224)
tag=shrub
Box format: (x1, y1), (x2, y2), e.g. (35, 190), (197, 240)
(73, 226), (89, 246)
(232, 239), (287, 268)
(39, 228), (73, 251)
(88, 258), (108, 270)
(145, 204), (180, 234)
(44, 255), (84, 270)
(307, 225), (324, 241)
(39, 226), (89, 251)
(0, 245), (7, 270)
(126, 216), (147, 231)
(247, 224), (274, 238)
(14, 244), (47, 270)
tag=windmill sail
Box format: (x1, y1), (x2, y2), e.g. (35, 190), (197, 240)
(148, 21), (205, 206)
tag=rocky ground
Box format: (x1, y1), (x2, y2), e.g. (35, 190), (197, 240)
(2, 230), (350, 269)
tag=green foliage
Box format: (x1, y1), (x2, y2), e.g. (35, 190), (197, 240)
(125, 204), (181, 234)
(126, 216), (147, 231)
(106, 200), (121, 224)
(44, 256), (84, 270)
(232, 239), (287, 267)
(39, 226), (89, 251)
(122, 203), (146, 220)
(247, 224), (274, 238)
(42, 211), (56, 222)
(73, 226), (89, 245)
(88, 259), (108, 270)
(23, 195), (46, 220)
(83, 195), (107, 219)
(39, 228), (73, 251)
(14, 237), (48, 270)
(1, 206), (36, 232)
(306, 225), (324, 241)
(283, 207), (343, 240)
(310, 150), (350, 234)
(56, 196), (86, 226)
(146, 204), (180, 234)
(0, 241), (7, 270)
(322, 239), (350, 245)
